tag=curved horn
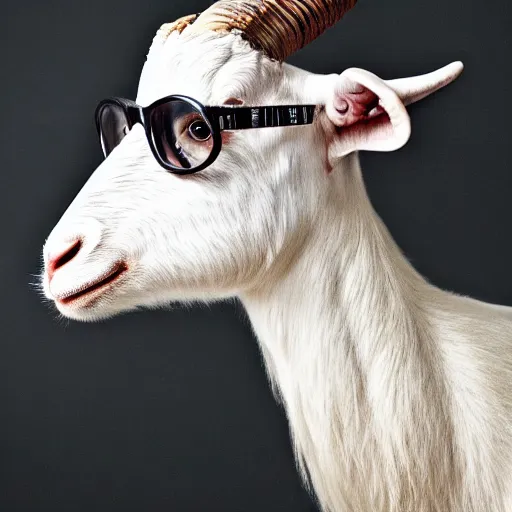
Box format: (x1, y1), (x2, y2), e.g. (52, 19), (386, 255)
(188, 0), (358, 61)
(147, 14), (200, 58)
(156, 13), (200, 41)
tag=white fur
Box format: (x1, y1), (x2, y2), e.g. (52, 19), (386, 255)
(41, 27), (512, 511)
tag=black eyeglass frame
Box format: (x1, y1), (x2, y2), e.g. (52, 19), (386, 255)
(95, 94), (318, 175)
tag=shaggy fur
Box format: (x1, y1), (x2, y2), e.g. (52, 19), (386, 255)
(41, 26), (512, 512)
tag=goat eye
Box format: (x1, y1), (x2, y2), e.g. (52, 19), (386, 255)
(188, 120), (211, 142)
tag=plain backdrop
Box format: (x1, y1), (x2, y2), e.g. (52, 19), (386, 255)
(1, 0), (511, 511)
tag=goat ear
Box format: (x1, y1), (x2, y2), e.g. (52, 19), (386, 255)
(325, 62), (464, 160)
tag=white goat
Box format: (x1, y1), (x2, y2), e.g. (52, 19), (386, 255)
(41, 1), (512, 511)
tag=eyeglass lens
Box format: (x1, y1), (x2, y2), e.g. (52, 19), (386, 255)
(149, 100), (213, 170)
(98, 99), (214, 172)
(98, 103), (131, 157)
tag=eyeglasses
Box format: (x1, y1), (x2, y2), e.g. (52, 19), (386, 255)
(95, 95), (317, 175)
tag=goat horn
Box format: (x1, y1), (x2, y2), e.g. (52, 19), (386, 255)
(155, 13), (200, 43)
(188, 0), (358, 61)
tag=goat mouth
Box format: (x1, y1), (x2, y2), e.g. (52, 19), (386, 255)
(58, 262), (128, 307)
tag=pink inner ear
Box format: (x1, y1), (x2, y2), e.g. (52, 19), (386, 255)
(327, 69), (412, 158)
(333, 86), (386, 127)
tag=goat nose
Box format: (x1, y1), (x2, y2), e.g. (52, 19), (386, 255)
(46, 239), (82, 282)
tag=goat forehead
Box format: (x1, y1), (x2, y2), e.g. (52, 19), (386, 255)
(136, 31), (263, 106)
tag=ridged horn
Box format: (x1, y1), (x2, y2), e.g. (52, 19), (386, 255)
(188, 0), (358, 61)
(155, 13), (200, 43)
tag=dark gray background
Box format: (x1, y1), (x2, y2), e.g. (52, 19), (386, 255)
(1, 0), (511, 511)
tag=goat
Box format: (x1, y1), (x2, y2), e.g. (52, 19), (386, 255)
(40, 1), (512, 511)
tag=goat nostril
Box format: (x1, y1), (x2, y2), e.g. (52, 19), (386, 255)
(47, 239), (82, 280)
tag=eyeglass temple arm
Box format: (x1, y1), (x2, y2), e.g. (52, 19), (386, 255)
(208, 105), (317, 131)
